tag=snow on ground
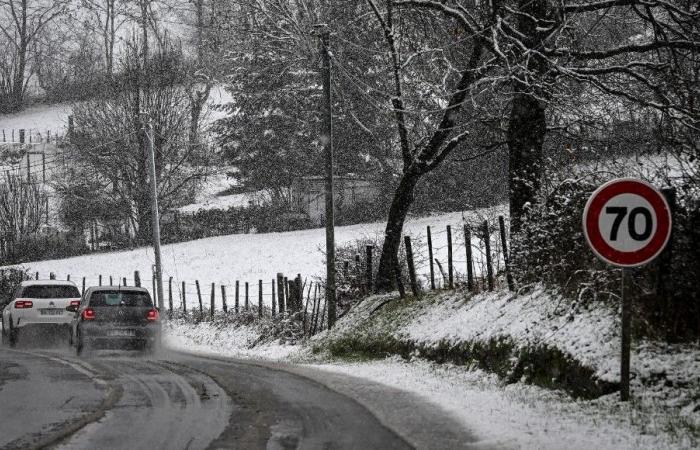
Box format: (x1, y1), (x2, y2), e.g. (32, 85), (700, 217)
(0, 85), (232, 137)
(176, 170), (269, 213)
(163, 288), (699, 450)
(398, 287), (620, 381)
(8, 207), (505, 308)
(0, 103), (71, 134)
(308, 357), (694, 450)
(163, 319), (297, 360)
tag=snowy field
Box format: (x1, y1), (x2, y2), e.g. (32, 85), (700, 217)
(0, 86), (232, 137)
(9, 207), (506, 307)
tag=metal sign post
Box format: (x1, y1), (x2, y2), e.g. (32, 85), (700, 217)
(583, 178), (672, 401)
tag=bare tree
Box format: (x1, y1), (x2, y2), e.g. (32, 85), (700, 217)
(0, 173), (48, 260)
(60, 41), (211, 244)
(0, 0), (69, 112)
(361, 0), (699, 289)
(81, 0), (128, 76)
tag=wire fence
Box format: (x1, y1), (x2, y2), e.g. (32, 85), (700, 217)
(28, 213), (514, 337)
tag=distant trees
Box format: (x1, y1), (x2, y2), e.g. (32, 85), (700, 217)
(0, 0), (70, 112)
(0, 173), (48, 259)
(58, 42), (211, 244)
(212, 0), (387, 207)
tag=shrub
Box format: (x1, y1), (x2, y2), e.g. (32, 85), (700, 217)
(512, 176), (700, 341)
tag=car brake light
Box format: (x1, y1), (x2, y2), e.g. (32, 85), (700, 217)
(146, 309), (159, 322)
(69, 300), (81, 307)
(14, 300), (33, 309)
(82, 308), (96, 321)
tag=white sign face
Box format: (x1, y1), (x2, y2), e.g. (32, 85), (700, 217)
(597, 193), (657, 253)
(583, 178), (672, 267)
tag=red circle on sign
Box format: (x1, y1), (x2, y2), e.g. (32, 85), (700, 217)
(583, 178), (672, 267)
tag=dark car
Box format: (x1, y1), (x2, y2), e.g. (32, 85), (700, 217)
(68, 286), (161, 355)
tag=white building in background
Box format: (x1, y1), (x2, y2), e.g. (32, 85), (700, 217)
(291, 175), (380, 225)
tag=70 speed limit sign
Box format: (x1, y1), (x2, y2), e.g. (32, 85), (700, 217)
(583, 178), (672, 268)
(583, 178), (672, 402)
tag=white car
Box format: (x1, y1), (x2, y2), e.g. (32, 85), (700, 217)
(1, 280), (82, 347)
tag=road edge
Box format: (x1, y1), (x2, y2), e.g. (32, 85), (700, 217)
(168, 349), (489, 450)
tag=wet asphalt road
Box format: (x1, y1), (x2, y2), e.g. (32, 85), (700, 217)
(0, 347), (414, 450)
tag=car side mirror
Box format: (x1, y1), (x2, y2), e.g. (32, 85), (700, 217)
(66, 304), (79, 313)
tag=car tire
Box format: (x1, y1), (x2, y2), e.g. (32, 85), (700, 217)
(76, 333), (86, 356)
(8, 320), (18, 348)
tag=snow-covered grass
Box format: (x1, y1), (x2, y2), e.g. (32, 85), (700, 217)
(0, 102), (71, 134)
(164, 318), (297, 361)
(176, 169), (268, 213)
(310, 357), (697, 450)
(8, 207), (505, 308)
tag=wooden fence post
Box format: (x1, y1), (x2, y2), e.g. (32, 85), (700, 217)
(168, 277), (173, 313)
(134, 271), (141, 287)
(277, 273), (285, 315)
(464, 225), (474, 291)
(283, 276), (289, 308)
(404, 236), (419, 297)
(99, 274), (102, 286)
(82, 277), (86, 295)
(271, 279), (276, 317)
(427, 226), (435, 290)
(110, 275), (113, 285)
(658, 187), (676, 298)
(221, 285), (228, 313)
(123, 277), (127, 286)
(298, 275), (304, 311)
(447, 225), (454, 289)
(258, 280), (263, 318)
(499, 216), (515, 291)
(286, 279), (294, 312)
(312, 284), (321, 334)
(67, 274), (71, 281)
(210, 283), (215, 319)
(245, 282), (249, 311)
(196, 280), (203, 315)
(182, 281), (187, 312)
(366, 245), (373, 293)
(35, 272), (39, 280)
(483, 220), (494, 291)
(303, 282), (312, 335)
(235, 281), (240, 313)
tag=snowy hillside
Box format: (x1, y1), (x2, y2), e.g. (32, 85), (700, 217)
(0, 86), (232, 136)
(8, 207), (507, 307)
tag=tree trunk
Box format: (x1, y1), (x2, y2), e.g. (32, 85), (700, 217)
(375, 170), (421, 292)
(507, 93), (546, 234)
(507, 0), (549, 234)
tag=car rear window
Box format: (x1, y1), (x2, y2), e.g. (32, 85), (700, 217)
(89, 291), (153, 307)
(21, 285), (81, 299)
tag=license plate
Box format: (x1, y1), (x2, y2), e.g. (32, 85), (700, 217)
(107, 330), (136, 337)
(40, 309), (63, 316)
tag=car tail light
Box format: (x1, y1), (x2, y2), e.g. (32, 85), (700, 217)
(82, 308), (96, 321)
(146, 309), (159, 322)
(69, 300), (81, 307)
(14, 299), (33, 309)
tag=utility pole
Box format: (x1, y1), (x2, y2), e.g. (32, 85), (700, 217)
(144, 118), (164, 310)
(317, 25), (336, 328)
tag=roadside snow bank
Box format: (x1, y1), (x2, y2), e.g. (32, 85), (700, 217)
(310, 357), (696, 450)
(163, 315), (300, 361)
(309, 287), (699, 427)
